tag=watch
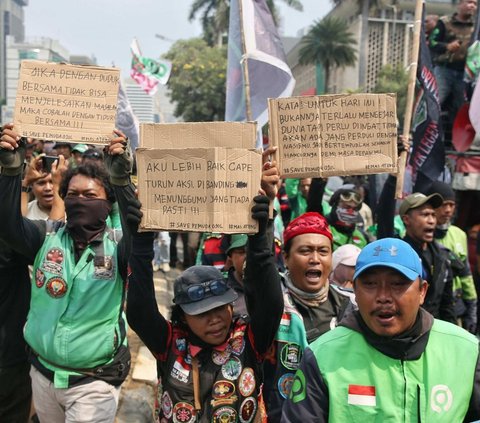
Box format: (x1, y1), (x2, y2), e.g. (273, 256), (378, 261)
(21, 185), (31, 193)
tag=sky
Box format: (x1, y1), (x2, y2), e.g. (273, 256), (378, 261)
(24, 0), (331, 78)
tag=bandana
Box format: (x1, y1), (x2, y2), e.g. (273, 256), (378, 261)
(336, 207), (361, 226)
(284, 271), (329, 307)
(65, 197), (112, 245)
(283, 212), (332, 245)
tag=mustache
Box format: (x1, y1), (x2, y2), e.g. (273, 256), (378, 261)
(371, 307), (399, 316)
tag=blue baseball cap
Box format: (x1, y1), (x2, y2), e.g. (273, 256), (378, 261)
(353, 238), (423, 282)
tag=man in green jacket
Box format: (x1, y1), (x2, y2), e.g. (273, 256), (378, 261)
(0, 123), (141, 423)
(282, 238), (480, 422)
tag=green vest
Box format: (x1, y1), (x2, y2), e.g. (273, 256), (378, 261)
(437, 225), (477, 299)
(330, 225), (368, 251)
(310, 320), (478, 422)
(25, 225), (125, 388)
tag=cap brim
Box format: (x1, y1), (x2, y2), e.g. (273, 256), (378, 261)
(353, 262), (420, 282)
(180, 288), (238, 315)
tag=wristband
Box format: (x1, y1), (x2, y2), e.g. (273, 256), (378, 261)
(21, 185), (31, 193)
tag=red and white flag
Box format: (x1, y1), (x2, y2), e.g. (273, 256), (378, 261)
(280, 313), (291, 327)
(348, 385), (376, 407)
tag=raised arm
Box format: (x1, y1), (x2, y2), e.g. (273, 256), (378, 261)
(244, 148), (284, 355)
(0, 124), (46, 260)
(127, 231), (171, 356)
(103, 129), (142, 281)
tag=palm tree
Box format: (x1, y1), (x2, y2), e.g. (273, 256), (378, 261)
(189, 0), (303, 46)
(298, 17), (357, 93)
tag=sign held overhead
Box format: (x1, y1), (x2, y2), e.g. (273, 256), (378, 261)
(14, 60), (120, 144)
(268, 93), (398, 178)
(137, 122), (261, 234)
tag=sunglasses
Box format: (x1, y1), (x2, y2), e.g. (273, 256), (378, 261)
(186, 279), (229, 302)
(339, 191), (362, 205)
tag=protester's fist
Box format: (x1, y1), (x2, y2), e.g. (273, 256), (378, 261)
(0, 123), (21, 150)
(251, 195), (270, 233)
(261, 147), (280, 201)
(103, 128), (133, 186)
(106, 129), (128, 156)
(0, 123), (27, 175)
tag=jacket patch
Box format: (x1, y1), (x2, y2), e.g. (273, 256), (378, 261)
(45, 277), (68, 298)
(280, 343), (302, 370)
(239, 397), (257, 423)
(278, 372), (295, 399)
(212, 406), (237, 422)
(171, 357), (190, 384)
(238, 367), (256, 397)
(35, 268), (46, 288)
(172, 402), (196, 423)
(348, 385), (376, 406)
(93, 255), (114, 279)
(221, 356), (242, 381)
(42, 247), (64, 274)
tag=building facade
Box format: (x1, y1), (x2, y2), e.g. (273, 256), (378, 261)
(0, 0), (27, 102)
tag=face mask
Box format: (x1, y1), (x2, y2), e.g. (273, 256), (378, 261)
(65, 197), (112, 245)
(336, 207), (360, 226)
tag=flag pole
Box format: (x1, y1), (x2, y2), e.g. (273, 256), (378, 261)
(238, 0), (253, 122)
(395, 0), (424, 198)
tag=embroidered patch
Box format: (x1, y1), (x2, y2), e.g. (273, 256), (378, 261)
(221, 356), (242, 381)
(239, 397), (257, 423)
(212, 406), (237, 423)
(93, 255), (115, 280)
(161, 391), (173, 419)
(348, 385), (376, 407)
(35, 268), (46, 288)
(170, 357), (190, 384)
(45, 277), (68, 298)
(213, 380), (236, 400)
(42, 247), (64, 274)
(238, 367), (256, 397)
(280, 343), (302, 370)
(172, 402), (196, 423)
(230, 336), (245, 356)
(280, 313), (291, 327)
(278, 373), (295, 399)
(175, 337), (187, 353)
(212, 349), (231, 366)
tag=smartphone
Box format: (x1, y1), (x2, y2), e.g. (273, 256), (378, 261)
(41, 155), (57, 173)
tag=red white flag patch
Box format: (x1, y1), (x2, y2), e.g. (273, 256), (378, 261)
(280, 313), (291, 327)
(348, 385), (376, 406)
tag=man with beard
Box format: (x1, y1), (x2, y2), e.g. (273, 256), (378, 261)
(0, 123), (142, 422)
(427, 181), (477, 332)
(282, 238), (480, 422)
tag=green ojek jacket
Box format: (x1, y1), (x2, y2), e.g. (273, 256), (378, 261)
(311, 320), (477, 422)
(24, 224), (126, 388)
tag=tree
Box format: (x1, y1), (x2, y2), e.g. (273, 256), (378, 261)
(164, 38), (227, 122)
(189, 0), (303, 46)
(373, 64), (408, 123)
(298, 17), (357, 93)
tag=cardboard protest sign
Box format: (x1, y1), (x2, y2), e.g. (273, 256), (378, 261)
(14, 60), (120, 144)
(140, 122), (257, 149)
(136, 147), (262, 233)
(268, 93), (398, 178)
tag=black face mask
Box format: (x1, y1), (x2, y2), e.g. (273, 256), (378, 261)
(65, 197), (112, 245)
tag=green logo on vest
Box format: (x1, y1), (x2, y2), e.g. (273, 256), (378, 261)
(290, 369), (306, 403)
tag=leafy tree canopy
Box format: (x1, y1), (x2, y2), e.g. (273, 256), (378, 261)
(164, 38), (227, 122)
(373, 64), (408, 123)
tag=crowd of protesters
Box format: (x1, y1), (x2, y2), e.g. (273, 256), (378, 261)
(1, 3), (480, 417)
(1, 118), (480, 422)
